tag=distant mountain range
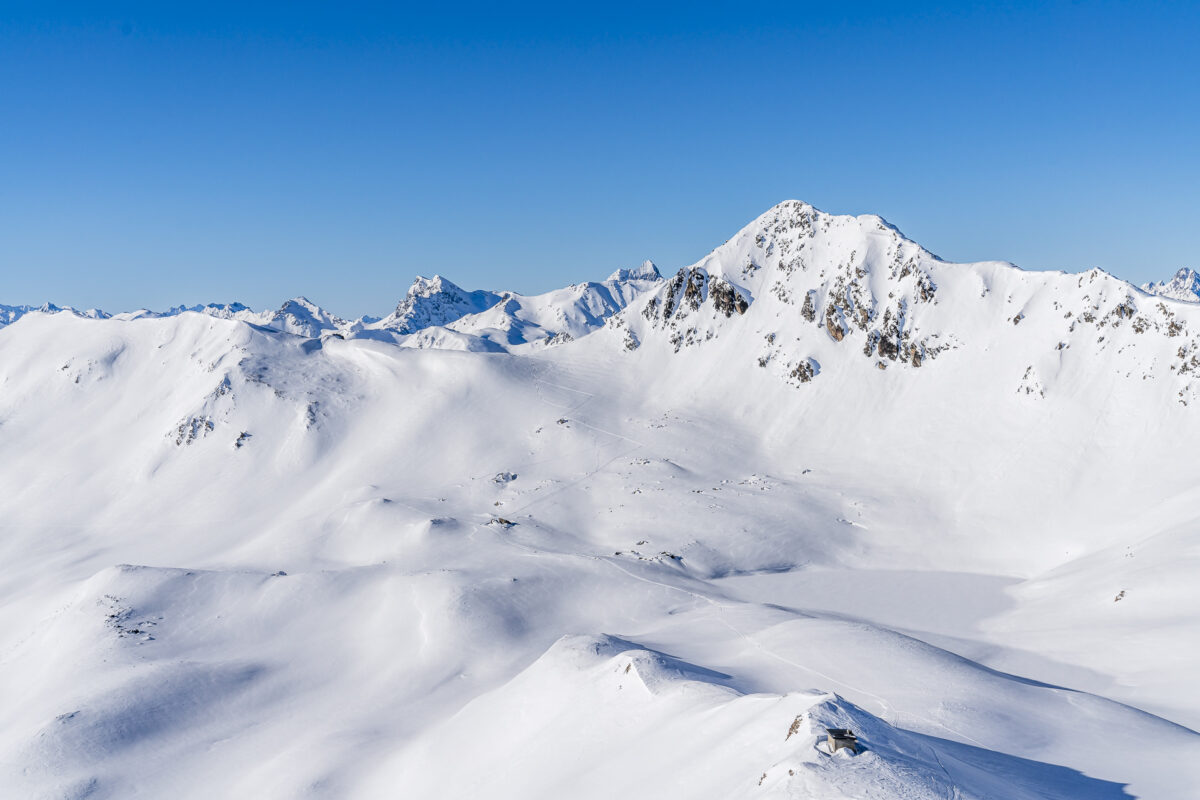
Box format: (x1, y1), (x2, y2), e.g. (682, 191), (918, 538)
(0, 262), (664, 352)
(4, 245), (1196, 363)
(1142, 267), (1200, 302)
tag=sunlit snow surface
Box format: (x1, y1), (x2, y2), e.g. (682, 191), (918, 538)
(2, 202), (1199, 798)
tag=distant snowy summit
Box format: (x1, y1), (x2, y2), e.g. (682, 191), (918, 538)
(1142, 268), (1200, 303)
(0, 261), (664, 352)
(0, 302), (106, 327)
(606, 260), (662, 283)
(374, 275), (504, 335)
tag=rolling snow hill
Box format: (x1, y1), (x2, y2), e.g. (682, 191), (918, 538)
(1, 201), (1199, 799)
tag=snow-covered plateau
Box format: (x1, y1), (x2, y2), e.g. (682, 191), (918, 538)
(3, 200), (1200, 799)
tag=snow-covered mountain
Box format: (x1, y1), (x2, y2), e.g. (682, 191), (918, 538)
(437, 261), (663, 349)
(0, 302), (108, 328)
(372, 274), (503, 333)
(607, 200), (1200, 406)
(153, 298), (351, 337)
(2, 201), (1200, 799)
(2, 265), (662, 351)
(1142, 267), (1200, 302)
(360, 265), (663, 350)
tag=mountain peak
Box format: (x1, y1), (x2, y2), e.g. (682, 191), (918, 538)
(380, 275), (502, 334)
(280, 296), (319, 311)
(607, 261), (663, 283)
(1142, 268), (1200, 303)
(269, 297), (347, 337)
(407, 275), (464, 298)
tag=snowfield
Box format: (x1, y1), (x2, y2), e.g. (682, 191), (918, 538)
(2, 201), (1200, 798)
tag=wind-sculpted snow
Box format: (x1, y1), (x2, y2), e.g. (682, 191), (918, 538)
(4, 202), (1200, 798)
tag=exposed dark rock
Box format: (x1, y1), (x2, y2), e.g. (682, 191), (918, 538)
(789, 358), (819, 383)
(174, 416), (214, 446)
(824, 305), (846, 341)
(801, 291), (817, 322)
(916, 274), (937, 302)
(710, 279), (749, 317)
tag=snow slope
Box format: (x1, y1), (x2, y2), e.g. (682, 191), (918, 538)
(1, 201), (1200, 798)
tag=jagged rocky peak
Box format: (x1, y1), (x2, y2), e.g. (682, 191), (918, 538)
(381, 275), (503, 334)
(406, 274), (457, 299)
(607, 260), (663, 283)
(1142, 268), (1200, 303)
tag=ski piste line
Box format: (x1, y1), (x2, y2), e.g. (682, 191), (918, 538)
(530, 376), (646, 446)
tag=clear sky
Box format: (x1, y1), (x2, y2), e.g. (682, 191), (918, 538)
(2, 1), (1197, 317)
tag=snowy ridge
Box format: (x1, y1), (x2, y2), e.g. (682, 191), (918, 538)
(439, 261), (663, 350)
(3, 202), (1200, 798)
(0, 267), (663, 352)
(362, 267), (664, 350)
(0, 302), (109, 328)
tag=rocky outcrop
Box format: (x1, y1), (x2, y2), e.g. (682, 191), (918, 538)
(639, 267), (753, 351)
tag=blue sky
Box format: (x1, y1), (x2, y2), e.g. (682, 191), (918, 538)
(1, 1), (1197, 316)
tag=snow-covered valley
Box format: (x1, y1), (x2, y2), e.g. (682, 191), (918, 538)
(3, 201), (1200, 798)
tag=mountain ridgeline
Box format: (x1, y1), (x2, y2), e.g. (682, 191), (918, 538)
(5, 202), (1199, 401)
